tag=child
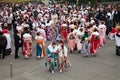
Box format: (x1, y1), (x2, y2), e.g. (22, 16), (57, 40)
(76, 35), (82, 53)
(81, 38), (90, 57)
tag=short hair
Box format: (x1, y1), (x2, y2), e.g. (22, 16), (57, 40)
(0, 31), (3, 35)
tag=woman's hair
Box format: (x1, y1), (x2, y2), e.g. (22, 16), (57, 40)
(71, 28), (74, 32)
(80, 28), (83, 32)
(0, 31), (3, 35)
(36, 32), (40, 36)
(94, 28), (98, 32)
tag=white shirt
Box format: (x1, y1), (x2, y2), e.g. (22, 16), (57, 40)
(7, 16), (13, 24)
(16, 25), (23, 32)
(107, 12), (112, 20)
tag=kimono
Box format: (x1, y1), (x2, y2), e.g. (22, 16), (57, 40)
(22, 33), (32, 58)
(45, 26), (53, 41)
(55, 25), (61, 42)
(90, 32), (100, 55)
(108, 28), (117, 40)
(57, 45), (68, 72)
(45, 44), (58, 72)
(61, 24), (67, 41)
(67, 32), (75, 52)
(32, 22), (39, 39)
(35, 35), (46, 58)
(98, 24), (106, 46)
(55, 34), (61, 42)
(76, 35), (82, 52)
(76, 30), (84, 52)
(37, 28), (46, 41)
(81, 41), (89, 56)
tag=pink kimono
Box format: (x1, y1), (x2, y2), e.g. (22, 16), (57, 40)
(67, 32), (75, 52)
(98, 24), (106, 46)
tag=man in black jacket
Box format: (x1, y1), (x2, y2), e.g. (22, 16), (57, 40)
(0, 31), (7, 59)
(14, 30), (21, 59)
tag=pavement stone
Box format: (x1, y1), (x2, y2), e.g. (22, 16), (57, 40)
(0, 31), (120, 80)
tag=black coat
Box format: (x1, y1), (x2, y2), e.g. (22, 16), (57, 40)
(0, 35), (7, 48)
(14, 34), (21, 47)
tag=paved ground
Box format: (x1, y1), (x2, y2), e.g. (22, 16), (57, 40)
(0, 31), (120, 80)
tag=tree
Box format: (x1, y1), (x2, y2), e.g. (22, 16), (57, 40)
(55, 0), (120, 6)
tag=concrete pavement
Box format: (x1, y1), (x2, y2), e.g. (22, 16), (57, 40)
(0, 34), (120, 80)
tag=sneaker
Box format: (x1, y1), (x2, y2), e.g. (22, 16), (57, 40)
(37, 56), (40, 60)
(51, 70), (54, 74)
(60, 69), (62, 73)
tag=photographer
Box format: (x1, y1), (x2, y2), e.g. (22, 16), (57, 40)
(115, 27), (120, 56)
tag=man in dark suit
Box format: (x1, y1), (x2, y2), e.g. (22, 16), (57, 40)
(0, 31), (7, 59)
(14, 30), (21, 59)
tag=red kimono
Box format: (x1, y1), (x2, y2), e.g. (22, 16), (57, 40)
(90, 32), (100, 55)
(61, 24), (67, 40)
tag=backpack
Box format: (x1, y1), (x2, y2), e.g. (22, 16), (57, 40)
(0, 35), (7, 48)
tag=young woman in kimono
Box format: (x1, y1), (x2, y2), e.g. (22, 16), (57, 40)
(36, 26), (46, 41)
(67, 28), (76, 53)
(32, 19), (39, 39)
(22, 30), (32, 59)
(57, 41), (68, 72)
(61, 23), (67, 41)
(55, 22), (61, 42)
(45, 41), (58, 74)
(45, 23), (53, 41)
(76, 28), (84, 53)
(98, 21), (106, 47)
(90, 28), (100, 56)
(108, 26), (117, 40)
(55, 34), (61, 42)
(35, 32), (46, 60)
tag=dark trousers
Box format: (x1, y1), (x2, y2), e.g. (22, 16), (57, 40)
(8, 24), (12, 30)
(0, 48), (6, 59)
(116, 46), (120, 56)
(15, 46), (19, 58)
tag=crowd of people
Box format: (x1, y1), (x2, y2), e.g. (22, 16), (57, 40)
(0, 1), (120, 73)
